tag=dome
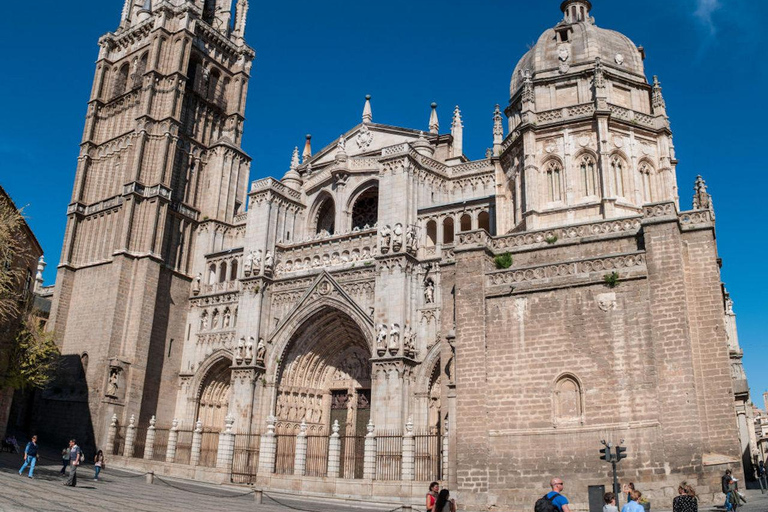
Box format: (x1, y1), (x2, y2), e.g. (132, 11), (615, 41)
(510, 3), (645, 98)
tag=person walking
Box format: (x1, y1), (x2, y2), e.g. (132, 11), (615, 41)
(93, 450), (105, 481)
(722, 469), (734, 511)
(18, 435), (39, 478)
(603, 492), (618, 512)
(621, 490), (644, 512)
(535, 478), (571, 512)
(64, 439), (84, 487)
(672, 482), (698, 512)
(59, 446), (70, 475)
(434, 489), (457, 512)
(426, 481), (439, 512)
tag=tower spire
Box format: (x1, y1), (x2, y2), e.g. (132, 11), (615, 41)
(451, 106), (463, 158)
(429, 103), (439, 134)
(362, 95), (372, 124)
(233, 0), (249, 39)
(560, 0), (592, 23)
(492, 105), (504, 156)
(302, 134), (312, 163)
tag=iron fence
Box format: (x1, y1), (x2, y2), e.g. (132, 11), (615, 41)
(132, 427), (148, 459)
(199, 431), (219, 467)
(340, 435), (366, 479)
(152, 429), (170, 462)
(274, 435), (296, 474)
(112, 427), (126, 456)
(174, 430), (193, 465)
(375, 431), (402, 480)
(414, 433), (441, 481)
(305, 435), (329, 477)
(231, 433), (261, 484)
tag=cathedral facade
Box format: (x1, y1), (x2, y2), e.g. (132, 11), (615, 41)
(41, 0), (754, 509)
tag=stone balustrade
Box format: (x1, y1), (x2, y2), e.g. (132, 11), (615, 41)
(274, 229), (377, 275)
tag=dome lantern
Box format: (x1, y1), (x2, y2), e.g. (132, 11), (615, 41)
(561, 0), (592, 24)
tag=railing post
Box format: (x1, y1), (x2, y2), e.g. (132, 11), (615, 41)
(144, 415), (157, 460)
(401, 417), (415, 481)
(190, 420), (203, 466)
(124, 414), (137, 458)
(363, 419), (376, 480)
(258, 415), (277, 474)
(166, 418), (179, 463)
(442, 426), (449, 482)
(327, 419), (341, 478)
(294, 420), (308, 476)
(106, 414), (118, 455)
(216, 414), (236, 469)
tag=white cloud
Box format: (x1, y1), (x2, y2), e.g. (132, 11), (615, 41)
(694, 0), (721, 34)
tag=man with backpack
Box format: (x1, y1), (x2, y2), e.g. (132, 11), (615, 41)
(535, 478), (571, 512)
(18, 435), (39, 478)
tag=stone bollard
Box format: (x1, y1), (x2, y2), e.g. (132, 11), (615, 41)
(125, 414), (137, 458)
(144, 415), (157, 460)
(327, 419), (341, 478)
(258, 415), (277, 474)
(216, 414), (236, 469)
(166, 418), (179, 463)
(106, 413), (118, 455)
(363, 419), (376, 480)
(401, 417), (415, 481)
(294, 421), (308, 476)
(145, 470), (154, 485)
(254, 489), (263, 504)
(190, 420), (203, 466)
(442, 426), (449, 483)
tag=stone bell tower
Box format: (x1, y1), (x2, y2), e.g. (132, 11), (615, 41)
(46, 0), (254, 448)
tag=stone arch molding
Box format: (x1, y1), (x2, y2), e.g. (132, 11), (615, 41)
(266, 271), (375, 374)
(190, 349), (233, 403)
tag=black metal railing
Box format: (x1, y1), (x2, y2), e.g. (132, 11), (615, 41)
(199, 431), (219, 467)
(305, 435), (329, 477)
(112, 427), (126, 456)
(274, 434), (296, 475)
(231, 433), (261, 484)
(414, 433), (441, 481)
(375, 431), (402, 481)
(132, 427), (148, 459)
(340, 435), (366, 479)
(152, 429), (170, 462)
(175, 430), (193, 465)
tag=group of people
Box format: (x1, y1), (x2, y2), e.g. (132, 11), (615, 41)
(722, 469), (747, 510)
(426, 481), (457, 512)
(2, 434), (20, 453)
(15, 434), (106, 486)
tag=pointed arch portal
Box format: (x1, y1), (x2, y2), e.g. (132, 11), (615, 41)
(196, 358), (231, 431)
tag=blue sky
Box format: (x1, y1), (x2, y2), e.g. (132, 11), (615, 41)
(1, 1), (765, 400)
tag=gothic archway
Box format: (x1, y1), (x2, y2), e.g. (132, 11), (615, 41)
(196, 358), (231, 431)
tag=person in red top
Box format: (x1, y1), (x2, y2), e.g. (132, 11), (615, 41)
(426, 482), (439, 512)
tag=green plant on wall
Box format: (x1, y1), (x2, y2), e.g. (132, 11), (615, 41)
(494, 252), (513, 270)
(603, 271), (620, 288)
(545, 234), (558, 244)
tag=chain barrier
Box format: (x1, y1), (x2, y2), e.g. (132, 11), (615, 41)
(263, 492), (404, 512)
(154, 475), (256, 498)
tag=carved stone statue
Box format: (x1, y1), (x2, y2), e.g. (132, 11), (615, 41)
(254, 249), (263, 271)
(392, 224), (403, 252)
(380, 225), (392, 254)
(388, 323), (400, 355)
(264, 251), (274, 271)
(192, 273), (201, 295)
(106, 368), (120, 398)
(223, 309), (231, 328)
(244, 251), (254, 276)
(376, 324), (387, 356)
(424, 278), (435, 304)
(403, 323), (416, 358)
(255, 337), (266, 363)
(405, 225), (418, 253)
(245, 337), (255, 363)
(236, 337), (245, 363)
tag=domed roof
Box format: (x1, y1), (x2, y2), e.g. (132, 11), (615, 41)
(510, 5), (645, 98)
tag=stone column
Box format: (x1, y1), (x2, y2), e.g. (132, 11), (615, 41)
(190, 420), (203, 466)
(258, 415), (277, 473)
(106, 414), (118, 455)
(401, 417), (415, 481)
(327, 420), (341, 478)
(442, 426), (450, 482)
(144, 415), (157, 460)
(124, 414), (137, 458)
(293, 421), (308, 476)
(166, 418), (179, 463)
(363, 420), (376, 480)
(216, 414), (236, 469)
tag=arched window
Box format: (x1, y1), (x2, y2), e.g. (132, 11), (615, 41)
(208, 69), (221, 103)
(426, 220), (437, 247)
(315, 197), (335, 235)
(187, 57), (201, 91)
(460, 214), (472, 232)
(133, 52), (148, 89)
(218, 261), (227, 283)
(554, 375), (583, 424)
(639, 162), (654, 203)
(208, 263), (217, 285)
(610, 156), (626, 197)
(202, 0), (216, 24)
(478, 211), (490, 232)
(545, 160), (563, 202)
(443, 218), (455, 245)
(351, 186), (379, 230)
(113, 63), (130, 98)
(579, 155), (598, 197)
(230, 259), (238, 281)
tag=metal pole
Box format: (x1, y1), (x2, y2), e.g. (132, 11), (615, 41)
(612, 460), (620, 510)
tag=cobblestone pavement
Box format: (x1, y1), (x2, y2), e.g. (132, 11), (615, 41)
(0, 452), (398, 512)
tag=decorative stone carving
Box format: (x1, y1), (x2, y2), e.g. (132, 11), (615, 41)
(614, 53), (624, 66)
(245, 337), (254, 364)
(255, 338), (266, 364)
(376, 324), (388, 356)
(558, 45), (570, 73)
(405, 224), (418, 254)
(596, 292), (617, 312)
(424, 278), (435, 304)
(392, 224), (403, 253)
(106, 366), (121, 398)
(244, 251), (254, 276)
(236, 337), (245, 364)
(356, 124), (374, 150)
(192, 273), (201, 295)
(403, 322), (416, 358)
(693, 175), (713, 212)
(380, 225), (392, 254)
(264, 251), (274, 273)
(388, 323), (400, 355)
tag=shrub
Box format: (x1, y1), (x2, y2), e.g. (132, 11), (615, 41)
(494, 252), (513, 269)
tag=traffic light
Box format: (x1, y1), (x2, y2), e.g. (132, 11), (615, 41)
(600, 447), (611, 461)
(616, 446), (627, 461)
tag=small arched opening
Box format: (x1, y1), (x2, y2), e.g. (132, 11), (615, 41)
(478, 211), (490, 232)
(443, 218), (455, 245)
(351, 186), (379, 230)
(460, 214), (472, 232)
(426, 220), (437, 247)
(314, 196), (335, 235)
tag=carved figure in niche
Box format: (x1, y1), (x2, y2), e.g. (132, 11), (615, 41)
(264, 251), (274, 272)
(376, 324), (388, 356)
(306, 397), (315, 423)
(424, 278), (435, 304)
(244, 251), (254, 276)
(276, 395), (284, 417)
(380, 225), (392, 254)
(236, 337), (245, 363)
(392, 224), (404, 252)
(223, 309), (231, 328)
(254, 249), (263, 271)
(211, 310), (219, 329)
(405, 225), (418, 253)
(192, 273), (201, 295)
(388, 323), (400, 355)
(298, 395), (306, 421)
(200, 311), (209, 330)
(245, 337), (254, 363)
(255, 338), (266, 363)
(106, 367), (120, 398)
(403, 322), (416, 358)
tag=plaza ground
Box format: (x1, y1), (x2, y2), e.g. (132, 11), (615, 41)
(1, 450), (767, 511)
